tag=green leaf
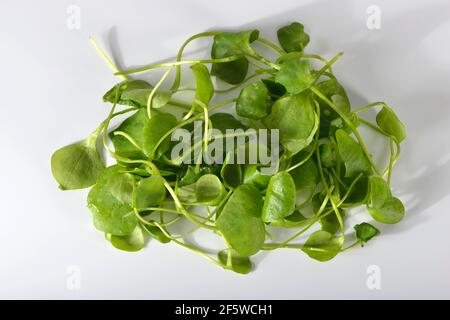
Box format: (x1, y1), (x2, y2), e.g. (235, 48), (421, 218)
(269, 210), (313, 228)
(51, 133), (104, 190)
(265, 92), (318, 155)
(275, 58), (311, 95)
(211, 30), (259, 84)
(236, 80), (272, 119)
(242, 165), (271, 190)
(289, 152), (319, 191)
(262, 172), (296, 222)
(218, 249), (252, 274)
(277, 22), (310, 53)
(191, 63), (214, 107)
(354, 222), (380, 244)
(216, 184), (265, 256)
(132, 175), (166, 210)
(103, 80), (152, 107)
(221, 159), (242, 189)
(320, 209), (345, 235)
(315, 78), (351, 121)
(195, 174), (226, 205)
(121, 88), (172, 109)
(367, 176), (404, 224)
(210, 113), (248, 133)
(368, 197), (405, 224)
(335, 129), (372, 177)
(261, 78), (287, 97)
(342, 176), (369, 205)
(110, 109), (147, 160)
(106, 224), (145, 252)
(178, 166), (200, 187)
(87, 166), (137, 236)
(301, 230), (343, 262)
(319, 144), (335, 168)
(142, 112), (178, 157)
(176, 183), (197, 203)
(142, 224), (171, 244)
(376, 107), (406, 142)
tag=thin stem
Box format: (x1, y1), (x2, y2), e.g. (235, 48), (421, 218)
(89, 36), (128, 81)
(147, 66), (173, 118)
(116, 55), (242, 76)
(163, 181), (216, 230)
(171, 31), (220, 91)
(311, 52), (343, 85)
(256, 37), (285, 55)
(311, 86), (381, 175)
(153, 222), (223, 267)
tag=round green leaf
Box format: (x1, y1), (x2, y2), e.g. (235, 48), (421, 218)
(87, 166), (137, 236)
(195, 174), (226, 205)
(106, 224), (145, 252)
(51, 134), (104, 190)
(216, 184), (265, 256)
(368, 197), (405, 224)
(265, 92), (318, 155)
(275, 58), (311, 95)
(133, 175), (166, 209)
(262, 172), (296, 222)
(236, 80), (272, 119)
(301, 230), (343, 262)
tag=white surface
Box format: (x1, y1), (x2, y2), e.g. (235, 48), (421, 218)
(1, 0), (450, 299)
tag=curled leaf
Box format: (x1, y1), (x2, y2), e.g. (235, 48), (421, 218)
(354, 222), (380, 244)
(277, 22), (310, 53)
(211, 30), (259, 84)
(376, 107), (406, 142)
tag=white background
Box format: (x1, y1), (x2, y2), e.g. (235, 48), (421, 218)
(1, 0), (450, 299)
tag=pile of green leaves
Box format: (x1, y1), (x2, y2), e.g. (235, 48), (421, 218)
(51, 22), (406, 274)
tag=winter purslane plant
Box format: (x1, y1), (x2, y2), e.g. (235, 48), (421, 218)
(51, 22), (406, 273)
